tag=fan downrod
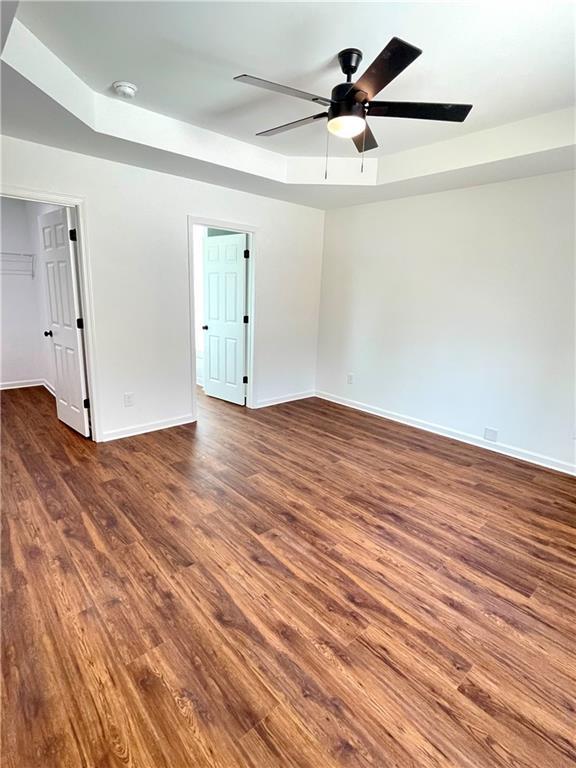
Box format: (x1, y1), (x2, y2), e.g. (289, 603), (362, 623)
(338, 48), (363, 82)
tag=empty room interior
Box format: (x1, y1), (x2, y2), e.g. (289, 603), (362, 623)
(0, 1), (575, 766)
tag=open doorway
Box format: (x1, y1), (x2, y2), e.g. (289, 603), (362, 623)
(190, 221), (253, 407)
(0, 195), (92, 437)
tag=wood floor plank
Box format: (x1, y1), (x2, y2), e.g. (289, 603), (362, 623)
(238, 703), (341, 768)
(2, 386), (575, 767)
(127, 638), (274, 763)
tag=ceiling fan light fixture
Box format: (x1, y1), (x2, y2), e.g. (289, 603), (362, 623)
(327, 114), (366, 138)
(327, 97), (366, 139)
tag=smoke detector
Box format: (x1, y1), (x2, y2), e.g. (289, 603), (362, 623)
(112, 81), (138, 99)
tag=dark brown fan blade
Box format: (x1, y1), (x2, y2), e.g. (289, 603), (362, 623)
(256, 112), (328, 137)
(234, 75), (331, 106)
(368, 101), (472, 122)
(353, 37), (422, 100)
(351, 123), (378, 153)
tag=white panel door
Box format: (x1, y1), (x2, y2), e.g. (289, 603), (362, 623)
(40, 208), (90, 436)
(202, 232), (247, 405)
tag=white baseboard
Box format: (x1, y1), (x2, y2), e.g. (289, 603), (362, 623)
(0, 378), (44, 390)
(100, 413), (196, 442)
(0, 379), (56, 396)
(251, 390), (316, 409)
(315, 391), (576, 477)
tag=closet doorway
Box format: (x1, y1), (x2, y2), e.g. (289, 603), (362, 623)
(0, 195), (91, 437)
(190, 219), (255, 408)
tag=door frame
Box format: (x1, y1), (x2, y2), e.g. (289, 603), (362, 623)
(187, 216), (257, 410)
(0, 184), (100, 440)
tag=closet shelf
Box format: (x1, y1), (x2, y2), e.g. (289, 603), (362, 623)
(0, 251), (35, 277)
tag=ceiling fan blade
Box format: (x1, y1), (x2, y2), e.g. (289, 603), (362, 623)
(368, 101), (473, 122)
(256, 112), (328, 137)
(234, 75), (331, 106)
(351, 123), (378, 153)
(353, 37), (422, 101)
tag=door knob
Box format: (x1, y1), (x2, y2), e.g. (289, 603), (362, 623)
(44, 330), (53, 337)
(202, 325), (208, 330)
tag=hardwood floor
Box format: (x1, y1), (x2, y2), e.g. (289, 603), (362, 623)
(1, 385), (575, 767)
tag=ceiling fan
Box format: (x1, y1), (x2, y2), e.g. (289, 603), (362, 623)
(234, 37), (473, 152)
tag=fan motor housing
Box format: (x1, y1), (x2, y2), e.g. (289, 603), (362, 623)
(331, 82), (354, 102)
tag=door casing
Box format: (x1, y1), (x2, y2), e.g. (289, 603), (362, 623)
(187, 216), (257, 412)
(0, 185), (100, 440)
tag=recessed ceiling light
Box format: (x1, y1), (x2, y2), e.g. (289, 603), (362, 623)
(112, 81), (138, 99)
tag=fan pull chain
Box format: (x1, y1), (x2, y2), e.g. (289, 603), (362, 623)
(361, 122), (366, 174)
(324, 127), (330, 181)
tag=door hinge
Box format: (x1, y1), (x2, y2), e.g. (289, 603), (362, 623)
(243, 315), (249, 324)
(76, 317), (84, 329)
(83, 397), (90, 409)
(69, 228), (77, 242)
(244, 249), (250, 259)
(243, 375), (248, 384)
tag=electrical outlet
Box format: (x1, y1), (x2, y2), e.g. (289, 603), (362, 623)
(347, 373), (354, 385)
(123, 392), (135, 408)
(484, 427), (498, 442)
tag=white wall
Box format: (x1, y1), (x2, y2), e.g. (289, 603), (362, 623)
(1, 195), (31, 252)
(1, 136), (324, 440)
(317, 171), (575, 473)
(0, 196), (42, 387)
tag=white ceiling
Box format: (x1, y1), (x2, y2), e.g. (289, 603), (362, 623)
(16, 0), (575, 158)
